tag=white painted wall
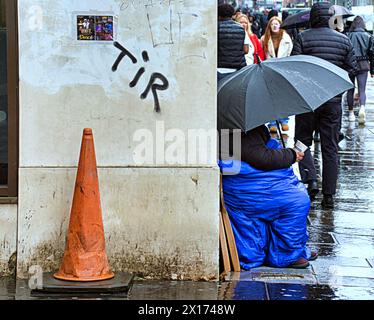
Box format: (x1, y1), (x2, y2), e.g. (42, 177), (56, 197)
(0, 205), (17, 276)
(17, 0), (219, 279)
(19, 0), (217, 167)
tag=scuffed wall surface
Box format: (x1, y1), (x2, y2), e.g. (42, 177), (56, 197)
(0, 205), (17, 276)
(17, 167), (219, 280)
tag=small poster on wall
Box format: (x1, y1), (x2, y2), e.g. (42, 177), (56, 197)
(77, 15), (114, 41)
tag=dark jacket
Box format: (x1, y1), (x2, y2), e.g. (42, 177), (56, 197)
(219, 125), (296, 171)
(347, 28), (374, 74)
(291, 2), (358, 103)
(218, 18), (246, 69)
(241, 126), (296, 171)
(251, 15), (262, 39)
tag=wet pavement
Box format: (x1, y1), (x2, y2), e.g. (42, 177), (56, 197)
(1, 79), (374, 301)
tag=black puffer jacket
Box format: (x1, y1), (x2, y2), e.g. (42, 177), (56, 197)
(240, 126), (296, 171)
(291, 2), (358, 103)
(219, 125), (296, 171)
(347, 28), (374, 74)
(218, 18), (246, 69)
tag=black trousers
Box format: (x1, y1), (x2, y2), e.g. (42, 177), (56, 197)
(295, 102), (342, 196)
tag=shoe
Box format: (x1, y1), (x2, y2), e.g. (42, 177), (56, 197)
(321, 195), (334, 209)
(281, 123), (289, 131)
(269, 126), (278, 133)
(358, 105), (366, 124)
(287, 258), (310, 269)
(307, 180), (319, 200)
(348, 110), (355, 122)
(309, 251), (318, 261)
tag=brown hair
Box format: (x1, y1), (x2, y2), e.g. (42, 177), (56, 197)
(235, 14), (253, 36)
(263, 16), (284, 55)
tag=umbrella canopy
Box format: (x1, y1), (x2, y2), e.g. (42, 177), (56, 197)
(217, 55), (354, 132)
(281, 5), (353, 29)
(328, 4), (354, 18)
(281, 9), (310, 29)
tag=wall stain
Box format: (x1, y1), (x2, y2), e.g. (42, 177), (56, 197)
(107, 239), (217, 281)
(18, 240), (65, 279)
(18, 238), (217, 281)
(0, 250), (17, 277)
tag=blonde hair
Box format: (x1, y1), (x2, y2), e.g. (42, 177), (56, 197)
(235, 14), (253, 36)
(263, 16), (284, 55)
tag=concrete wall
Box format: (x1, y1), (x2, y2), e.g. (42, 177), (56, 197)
(0, 204), (17, 276)
(16, 0), (219, 279)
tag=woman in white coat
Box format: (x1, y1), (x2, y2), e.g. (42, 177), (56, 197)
(261, 16), (293, 59)
(261, 16), (293, 133)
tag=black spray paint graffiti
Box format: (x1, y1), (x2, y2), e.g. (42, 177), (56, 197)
(112, 41), (169, 113)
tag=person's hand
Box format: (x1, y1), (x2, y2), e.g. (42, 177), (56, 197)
(295, 151), (304, 162)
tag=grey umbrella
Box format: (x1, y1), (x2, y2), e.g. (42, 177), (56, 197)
(217, 55), (354, 134)
(328, 4), (354, 18)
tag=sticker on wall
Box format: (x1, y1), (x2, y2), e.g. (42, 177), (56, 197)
(77, 15), (114, 41)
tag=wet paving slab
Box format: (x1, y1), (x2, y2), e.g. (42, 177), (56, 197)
(218, 281), (268, 300)
(127, 280), (219, 300)
(225, 268), (317, 285)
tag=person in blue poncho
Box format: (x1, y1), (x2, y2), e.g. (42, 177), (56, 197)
(219, 125), (318, 269)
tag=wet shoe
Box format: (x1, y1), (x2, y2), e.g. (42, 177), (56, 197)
(309, 251), (318, 261)
(281, 123), (289, 131)
(269, 126), (278, 133)
(307, 180), (319, 200)
(287, 258), (310, 269)
(358, 105), (366, 124)
(348, 111), (355, 122)
(321, 195), (334, 209)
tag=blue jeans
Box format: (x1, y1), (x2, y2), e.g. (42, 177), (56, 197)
(347, 71), (368, 109)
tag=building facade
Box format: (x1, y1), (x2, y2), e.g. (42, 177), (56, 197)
(0, 0), (220, 280)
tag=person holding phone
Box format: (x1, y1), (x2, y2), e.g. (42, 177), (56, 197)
(219, 125), (317, 269)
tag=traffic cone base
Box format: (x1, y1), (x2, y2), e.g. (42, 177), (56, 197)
(53, 273), (114, 282)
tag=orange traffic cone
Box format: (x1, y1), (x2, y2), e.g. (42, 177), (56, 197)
(54, 128), (114, 281)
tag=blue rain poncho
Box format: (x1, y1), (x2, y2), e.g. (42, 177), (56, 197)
(219, 138), (311, 269)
